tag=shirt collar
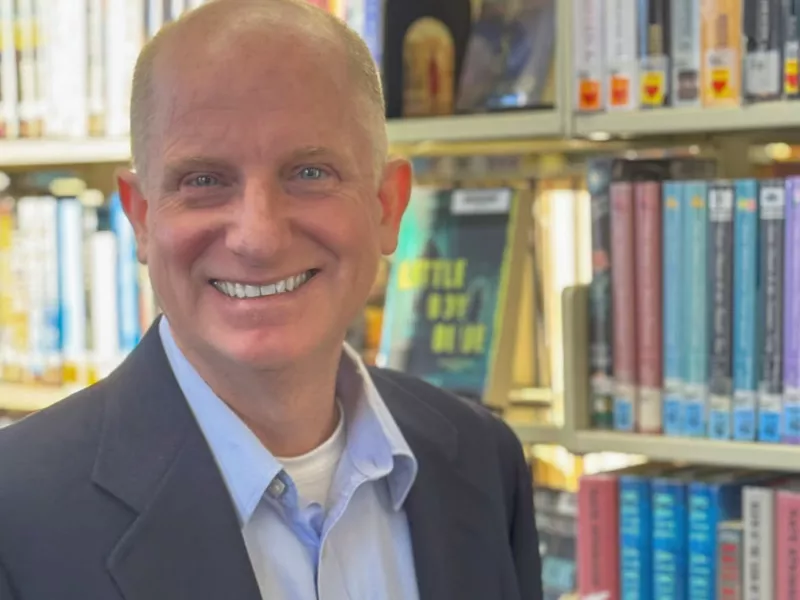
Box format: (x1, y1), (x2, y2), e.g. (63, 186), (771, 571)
(158, 317), (418, 524)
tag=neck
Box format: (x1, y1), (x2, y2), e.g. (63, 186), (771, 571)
(175, 335), (343, 458)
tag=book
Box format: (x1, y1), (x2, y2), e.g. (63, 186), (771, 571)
(638, 0), (671, 108)
(701, 0), (744, 107)
(783, 176), (800, 443)
(743, 0), (782, 102)
(717, 521), (744, 600)
(605, 0), (639, 111)
(671, 0), (703, 106)
(573, 0), (605, 112)
(663, 180), (686, 436)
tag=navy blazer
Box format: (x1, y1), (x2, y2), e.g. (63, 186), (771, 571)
(0, 322), (543, 600)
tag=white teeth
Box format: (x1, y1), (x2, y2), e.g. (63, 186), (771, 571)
(213, 271), (313, 300)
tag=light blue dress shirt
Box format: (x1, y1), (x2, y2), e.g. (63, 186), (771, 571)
(158, 318), (421, 599)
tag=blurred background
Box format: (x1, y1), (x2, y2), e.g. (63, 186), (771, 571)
(3, 0), (800, 598)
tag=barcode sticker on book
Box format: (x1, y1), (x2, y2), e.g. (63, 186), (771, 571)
(783, 388), (800, 441)
(663, 392), (683, 436)
(745, 50), (781, 96)
(614, 397), (634, 431)
(451, 189), (512, 215)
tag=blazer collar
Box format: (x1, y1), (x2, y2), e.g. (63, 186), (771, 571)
(92, 319), (262, 600)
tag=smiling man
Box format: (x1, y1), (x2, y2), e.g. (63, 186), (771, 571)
(0, 1), (542, 599)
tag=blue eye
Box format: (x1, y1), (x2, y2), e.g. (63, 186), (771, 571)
(188, 174), (219, 187)
(298, 167), (326, 180)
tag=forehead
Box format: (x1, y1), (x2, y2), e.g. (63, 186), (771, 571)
(149, 29), (363, 163)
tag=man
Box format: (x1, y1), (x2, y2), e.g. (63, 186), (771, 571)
(0, 1), (542, 598)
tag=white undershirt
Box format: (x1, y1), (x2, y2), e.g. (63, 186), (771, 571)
(276, 403), (346, 510)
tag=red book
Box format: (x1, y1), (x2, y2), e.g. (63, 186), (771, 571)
(611, 181), (639, 431)
(634, 181), (664, 433)
(777, 488), (800, 600)
(578, 474), (620, 600)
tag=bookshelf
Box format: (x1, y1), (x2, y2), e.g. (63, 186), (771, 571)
(0, 383), (78, 413)
(510, 286), (800, 473)
(386, 112), (564, 144)
(0, 138), (131, 167)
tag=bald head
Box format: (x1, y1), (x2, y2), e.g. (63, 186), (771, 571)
(130, 0), (387, 180)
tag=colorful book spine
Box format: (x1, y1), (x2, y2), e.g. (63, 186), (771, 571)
(574, 0), (605, 112)
(56, 196), (87, 386)
(732, 179), (760, 441)
(743, 0), (782, 102)
(701, 0), (744, 107)
(578, 474), (620, 600)
(619, 472), (654, 599)
(652, 475), (691, 600)
(588, 159), (615, 429)
(758, 179), (786, 443)
(670, 0), (702, 106)
(717, 521), (744, 600)
(776, 488), (800, 600)
(110, 193), (141, 355)
(638, 0), (671, 107)
(40, 196), (62, 385)
(743, 484), (779, 600)
(783, 0), (800, 98)
(612, 181), (639, 432)
(663, 181), (685, 436)
(684, 181), (709, 437)
(784, 177), (800, 443)
(634, 181), (663, 433)
(361, 0), (385, 67)
(708, 181), (735, 440)
(606, 0), (639, 110)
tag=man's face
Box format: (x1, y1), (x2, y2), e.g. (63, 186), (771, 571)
(121, 32), (411, 372)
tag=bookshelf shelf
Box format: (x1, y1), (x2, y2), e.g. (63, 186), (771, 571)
(573, 101), (800, 138)
(0, 383), (76, 412)
(509, 423), (567, 446)
(0, 138), (131, 167)
(386, 110), (563, 145)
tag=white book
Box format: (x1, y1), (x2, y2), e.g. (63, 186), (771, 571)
(0, 0), (18, 138)
(573, 0), (605, 112)
(670, 0), (702, 107)
(89, 231), (120, 382)
(743, 485), (778, 600)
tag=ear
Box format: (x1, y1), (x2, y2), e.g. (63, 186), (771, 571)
(377, 157), (413, 255)
(116, 168), (150, 265)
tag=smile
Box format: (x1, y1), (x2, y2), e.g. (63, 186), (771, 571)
(211, 270), (317, 299)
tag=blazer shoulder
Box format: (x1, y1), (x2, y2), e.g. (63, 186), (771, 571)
(0, 381), (107, 503)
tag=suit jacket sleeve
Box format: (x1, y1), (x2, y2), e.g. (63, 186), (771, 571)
(496, 417), (543, 600)
(0, 560), (17, 600)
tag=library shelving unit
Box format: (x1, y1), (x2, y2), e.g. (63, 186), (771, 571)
(0, 382), (79, 413)
(0, 138), (131, 167)
(508, 286), (800, 473)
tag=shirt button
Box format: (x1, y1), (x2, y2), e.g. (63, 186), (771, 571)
(266, 477), (286, 499)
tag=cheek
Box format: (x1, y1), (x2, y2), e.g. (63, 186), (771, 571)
(147, 210), (218, 275)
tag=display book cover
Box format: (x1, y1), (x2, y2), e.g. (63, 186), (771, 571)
(376, 186), (515, 404)
(455, 0), (556, 114)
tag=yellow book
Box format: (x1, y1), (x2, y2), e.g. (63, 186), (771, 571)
(701, 0), (743, 106)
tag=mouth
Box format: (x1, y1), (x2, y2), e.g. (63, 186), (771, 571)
(210, 269), (319, 300)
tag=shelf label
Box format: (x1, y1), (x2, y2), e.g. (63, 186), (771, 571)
(705, 48), (737, 102)
(663, 393), (683, 436)
(639, 55), (668, 107)
(578, 79), (601, 111)
(782, 387), (800, 441)
(759, 393), (782, 442)
(785, 42), (799, 95)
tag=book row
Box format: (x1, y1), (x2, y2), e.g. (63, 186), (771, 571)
(574, 0), (800, 112)
(589, 159), (800, 444)
(0, 0), (556, 139)
(578, 463), (800, 600)
(0, 176), (158, 387)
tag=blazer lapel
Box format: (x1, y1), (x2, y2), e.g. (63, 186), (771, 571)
(372, 371), (503, 600)
(92, 321), (261, 600)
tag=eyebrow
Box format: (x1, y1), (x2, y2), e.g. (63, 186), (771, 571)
(162, 156), (236, 181)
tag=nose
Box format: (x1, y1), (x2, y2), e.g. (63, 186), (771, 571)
(225, 178), (291, 262)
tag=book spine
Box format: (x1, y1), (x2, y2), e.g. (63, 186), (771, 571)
(743, 0), (782, 101)
(589, 159), (615, 429)
(653, 479), (689, 600)
(663, 181), (685, 436)
(732, 179), (760, 441)
(758, 179), (785, 442)
(701, 0), (744, 106)
(708, 181), (736, 440)
(0, 0), (19, 138)
(717, 522), (744, 600)
(611, 181), (639, 432)
(0, 198), (13, 378)
(635, 181), (663, 433)
(578, 475), (620, 599)
(87, 0), (106, 136)
(776, 489), (800, 600)
(689, 483), (720, 600)
(784, 177), (800, 443)
(684, 181), (710, 437)
(671, 0), (702, 106)
(110, 193), (141, 354)
(605, 0), (638, 110)
(39, 196), (61, 385)
(362, 0), (384, 67)
(574, 0), (605, 112)
(620, 476), (653, 599)
(783, 0), (800, 98)
(639, 0), (671, 107)
(56, 197), (87, 386)
(89, 230), (119, 383)
(743, 486), (776, 600)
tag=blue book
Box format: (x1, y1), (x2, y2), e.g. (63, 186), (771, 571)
(663, 181), (685, 436)
(109, 192), (141, 354)
(732, 180), (760, 441)
(683, 181), (709, 437)
(652, 467), (714, 600)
